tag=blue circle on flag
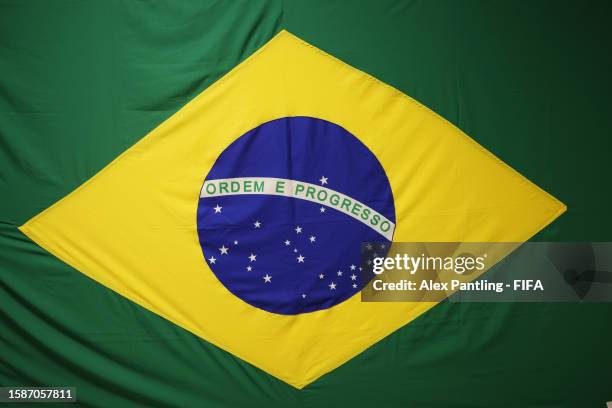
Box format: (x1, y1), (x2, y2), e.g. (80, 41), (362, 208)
(197, 117), (395, 315)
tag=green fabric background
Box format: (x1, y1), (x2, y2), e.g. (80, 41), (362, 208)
(1, 1), (611, 407)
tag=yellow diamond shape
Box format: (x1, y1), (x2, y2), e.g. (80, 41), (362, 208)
(19, 30), (565, 388)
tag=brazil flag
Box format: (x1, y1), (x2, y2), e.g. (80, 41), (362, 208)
(1, 1), (611, 407)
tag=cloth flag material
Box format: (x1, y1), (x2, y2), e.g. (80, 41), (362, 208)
(19, 31), (565, 388)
